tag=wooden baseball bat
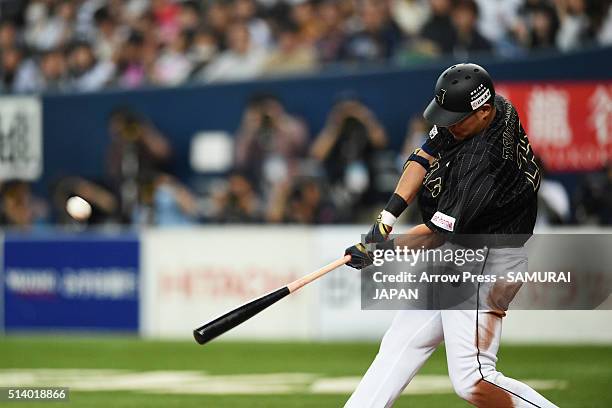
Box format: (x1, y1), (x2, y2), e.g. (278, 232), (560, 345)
(193, 255), (351, 345)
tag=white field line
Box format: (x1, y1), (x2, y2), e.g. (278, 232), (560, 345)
(0, 369), (567, 395)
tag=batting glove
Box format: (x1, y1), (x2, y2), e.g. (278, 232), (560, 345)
(363, 193), (408, 244)
(364, 216), (393, 244)
(344, 243), (374, 270)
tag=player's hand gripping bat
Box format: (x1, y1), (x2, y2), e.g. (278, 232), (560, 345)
(193, 255), (351, 345)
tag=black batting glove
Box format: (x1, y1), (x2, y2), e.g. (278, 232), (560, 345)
(344, 243), (374, 270)
(364, 215), (393, 244)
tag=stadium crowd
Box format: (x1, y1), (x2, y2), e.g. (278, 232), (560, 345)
(1, 0), (612, 92)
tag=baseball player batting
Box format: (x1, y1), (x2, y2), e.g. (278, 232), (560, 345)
(344, 63), (558, 407)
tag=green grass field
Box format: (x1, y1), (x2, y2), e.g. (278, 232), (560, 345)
(0, 336), (611, 407)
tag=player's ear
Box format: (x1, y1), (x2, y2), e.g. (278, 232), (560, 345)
(478, 104), (493, 120)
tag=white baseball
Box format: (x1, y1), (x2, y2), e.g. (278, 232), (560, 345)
(66, 196), (92, 221)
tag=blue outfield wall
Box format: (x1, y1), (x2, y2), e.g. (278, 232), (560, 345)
(41, 47), (612, 193)
(2, 232), (139, 332)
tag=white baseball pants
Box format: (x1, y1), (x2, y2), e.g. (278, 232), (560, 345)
(345, 247), (559, 408)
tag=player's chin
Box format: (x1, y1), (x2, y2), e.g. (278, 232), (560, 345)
(449, 128), (470, 140)
(449, 129), (462, 140)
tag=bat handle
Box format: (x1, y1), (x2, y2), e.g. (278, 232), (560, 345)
(287, 254), (351, 293)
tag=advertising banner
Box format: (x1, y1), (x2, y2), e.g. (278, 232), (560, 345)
(497, 82), (612, 172)
(141, 228), (316, 339)
(3, 234), (139, 331)
(0, 97), (43, 180)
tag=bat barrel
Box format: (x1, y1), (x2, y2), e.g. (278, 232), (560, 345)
(193, 329), (209, 345)
(193, 286), (291, 345)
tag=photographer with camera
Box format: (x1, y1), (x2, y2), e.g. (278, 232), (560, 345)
(310, 95), (388, 218)
(106, 107), (173, 223)
(235, 93), (308, 193)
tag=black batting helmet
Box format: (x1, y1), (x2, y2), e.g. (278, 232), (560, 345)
(423, 63), (495, 127)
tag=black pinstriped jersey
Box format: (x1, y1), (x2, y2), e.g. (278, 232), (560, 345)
(418, 95), (541, 236)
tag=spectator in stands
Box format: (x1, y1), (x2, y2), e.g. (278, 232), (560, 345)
(267, 177), (338, 224)
(391, 0), (430, 37)
(205, 1), (231, 50)
(310, 96), (387, 214)
(151, 0), (181, 44)
(23, 49), (70, 93)
(555, 0), (593, 51)
(199, 22), (268, 82)
(263, 22), (317, 75)
(0, 180), (48, 229)
(211, 171), (263, 223)
(143, 25), (166, 84)
(290, 0), (322, 45)
(0, 20), (19, 50)
(152, 30), (193, 86)
(100, 170), (198, 227)
(151, 174), (199, 226)
(315, 0), (346, 62)
(115, 32), (148, 89)
(473, 0), (522, 47)
(420, 0), (456, 55)
(1, 48), (23, 92)
(68, 41), (115, 91)
(450, 0), (492, 58)
(234, 94), (308, 191)
(24, 0), (76, 52)
(92, 7), (125, 63)
(106, 107), (173, 223)
(232, 0), (272, 49)
(514, 0), (560, 50)
(574, 161), (612, 225)
(597, 2), (612, 45)
(7, 48), (41, 94)
(178, 1), (202, 34)
(0, 0), (611, 94)
(340, 0), (404, 62)
(187, 27), (218, 71)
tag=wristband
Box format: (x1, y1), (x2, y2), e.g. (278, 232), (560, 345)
(383, 193), (408, 221)
(379, 210), (397, 227)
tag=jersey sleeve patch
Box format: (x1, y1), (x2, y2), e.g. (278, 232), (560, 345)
(430, 211), (456, 232)
(429, 125), (438, 139)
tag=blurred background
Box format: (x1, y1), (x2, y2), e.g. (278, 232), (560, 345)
(0, 0), (610, 228)
(0, 0), (611, 406)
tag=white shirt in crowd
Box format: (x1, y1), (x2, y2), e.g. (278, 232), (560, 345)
(474, 0), (522, 43)
(202, 48), (268, 83)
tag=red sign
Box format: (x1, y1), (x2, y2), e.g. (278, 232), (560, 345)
(158, 265), (300, 299)
(496, 81), (612, 172)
